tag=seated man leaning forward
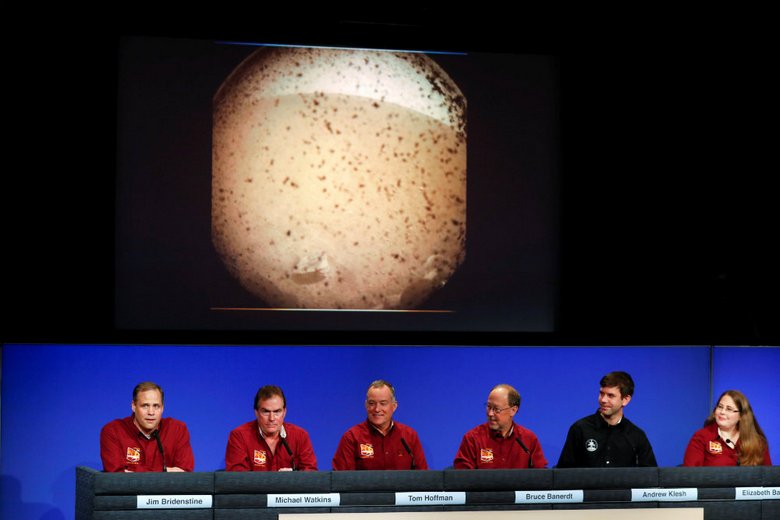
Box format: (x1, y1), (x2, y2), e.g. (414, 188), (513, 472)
(454, 384), (548, 469)
(100, 381), (194, 472)
(225, 385), (317, 471)
(332, 379), (428, 470)
(556, 371), (657, 468)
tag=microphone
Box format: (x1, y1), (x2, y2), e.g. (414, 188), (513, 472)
(723, 438), (740, 465)
(400, 438), (415, 469)
(151, 430), (166, 472)
(515, 437), (533, 468)
(280, 428), (296, 471)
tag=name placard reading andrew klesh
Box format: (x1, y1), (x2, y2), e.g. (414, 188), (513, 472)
(735, 487), (780, 500)
(515, 490), (584, 504)
(395, 492), (466, 506)
(631, 488), (698, 502)
(268, 493), (341, 507)
(136, 495), (212, 509)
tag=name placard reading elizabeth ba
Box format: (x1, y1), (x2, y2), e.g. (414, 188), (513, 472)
(137, 495), (212, 509)
(268, 493), (341, 507)
(735, 487), (780, 500)
(395, 492), (466, 506)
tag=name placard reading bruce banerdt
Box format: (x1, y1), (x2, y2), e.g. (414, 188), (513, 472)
(515, 490), (584, 504)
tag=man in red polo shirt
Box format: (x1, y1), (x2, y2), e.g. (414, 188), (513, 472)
(100, 382), (194, 472)
(225, 385), (317, 471)
(332, 379), (427, 470)
(454, 384), (547, 469)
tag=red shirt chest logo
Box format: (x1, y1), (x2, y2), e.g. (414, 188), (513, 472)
(360, 443), (375, 458)
(254, 450), (267, 465)
(480, 448), (494, 463)
(126, 447), (141, 464)
(708, 441), (723, 454)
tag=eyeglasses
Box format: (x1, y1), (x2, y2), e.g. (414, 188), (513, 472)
(485, 403), (515, 414)
(716, 404), (739, 414)
(258, 408), (284, 418)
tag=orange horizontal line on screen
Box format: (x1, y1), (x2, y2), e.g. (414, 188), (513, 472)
(210, 307), (454, 313)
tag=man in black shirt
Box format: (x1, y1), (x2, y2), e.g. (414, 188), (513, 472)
(557, 371), (657, 467)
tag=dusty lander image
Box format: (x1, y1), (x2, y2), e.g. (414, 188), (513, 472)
(212, 48), (467, 310)
(114, 36), (557, 332)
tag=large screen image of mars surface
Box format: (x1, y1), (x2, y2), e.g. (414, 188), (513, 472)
(115, 36), (558, 332)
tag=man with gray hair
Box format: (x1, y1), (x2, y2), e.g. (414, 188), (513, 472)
(332, 380), (428, 470)
(454, 384), (547, 469)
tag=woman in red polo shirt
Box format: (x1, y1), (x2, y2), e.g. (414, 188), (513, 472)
(683, 390), (771, 466)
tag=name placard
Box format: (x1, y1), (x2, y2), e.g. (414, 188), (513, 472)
(395, 492), (466, 506)
(631, 488), (697, 502)
(735, 487), (780, 500)
(268, 493), (341, 507)
(136, 495), (212, 509)
(515, 490), (584, 504)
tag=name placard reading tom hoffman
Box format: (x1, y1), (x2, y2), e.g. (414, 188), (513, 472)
(136, 495), (212, 509)
(631, 488), (698, 502)
(395, 492), (466, 506)
(268, 493), (341, 507)
(515, 490), (584, 504)
(735, 487), (780, 500)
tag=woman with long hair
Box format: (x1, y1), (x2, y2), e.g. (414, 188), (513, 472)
(683, 390), (771, 466)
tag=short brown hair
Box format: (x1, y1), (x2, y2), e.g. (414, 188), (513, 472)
(254, 385), (287, 410)
(133, 382), (164, 404)
(600, 371), (635, 398)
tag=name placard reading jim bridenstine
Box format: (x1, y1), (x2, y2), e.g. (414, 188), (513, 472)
(631, 488), (698, 502)
(515, 490), (584, 504)
(395, 492), (466, 506)
(136, 495), (212, 509)
(736, 487), (780, 500)
(268, 493), (341, 507)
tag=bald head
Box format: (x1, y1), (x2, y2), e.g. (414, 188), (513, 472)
(491, 384), (521, 408)
(486, 384), (520, 436)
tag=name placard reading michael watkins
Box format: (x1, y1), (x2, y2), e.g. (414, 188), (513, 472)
(395, 492), (466, 506)
(137, 495), (212, 509)
(515, 490), (584, 504)
(631, 488), (697, 502)
(268, 493), (341, 507)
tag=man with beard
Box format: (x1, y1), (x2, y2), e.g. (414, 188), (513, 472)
(454, 384), (547, 469)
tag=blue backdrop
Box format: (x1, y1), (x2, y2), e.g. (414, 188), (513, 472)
(1, 344), (777, 519)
